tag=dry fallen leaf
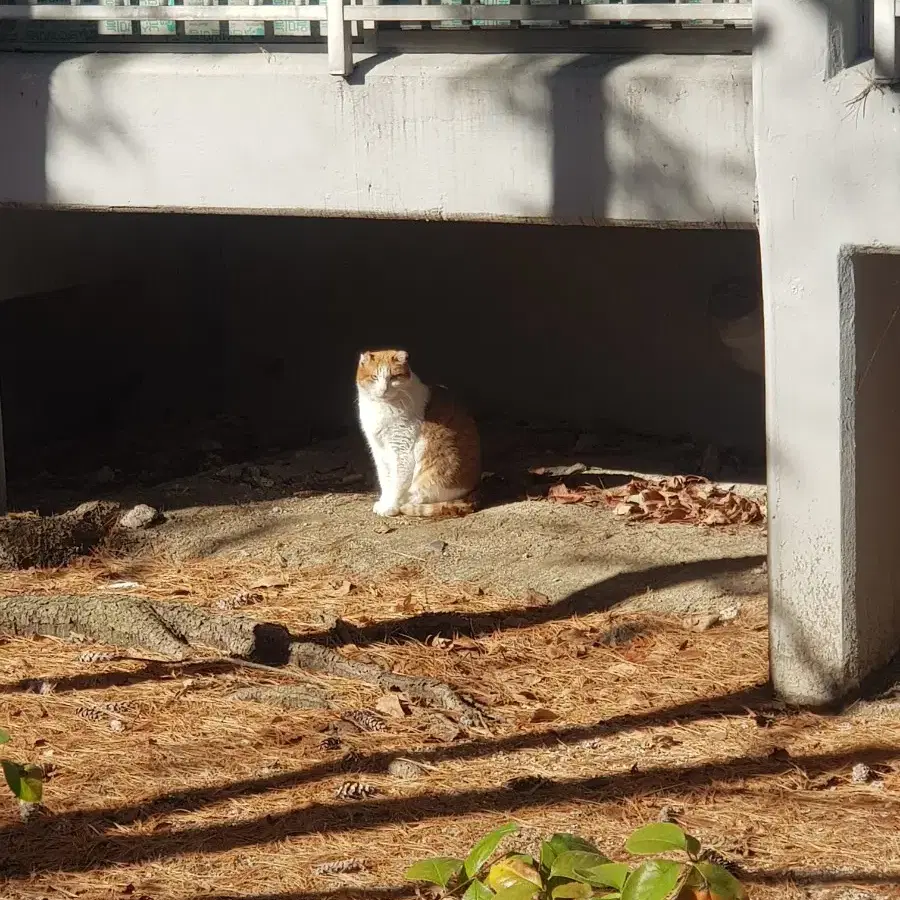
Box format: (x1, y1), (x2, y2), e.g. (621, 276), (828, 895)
(428, 635), (452, 650)
(607, 662), (640, 678)
(427, 714), (462, 743)
(375, 693), (409, 719)
(556, 627), (588, 644)
(530, 463), (587, 477)
(251, 574), (289, 589)
(450, 635), (482, 653)
(330, 580), (354, 597)
(593, 476), (766, 528)
(529, 707), (559, 724)
(683, 613), (720, 633)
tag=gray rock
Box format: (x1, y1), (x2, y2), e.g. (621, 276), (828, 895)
(93, 465), (117, 485)
(118, 504), (162, 530)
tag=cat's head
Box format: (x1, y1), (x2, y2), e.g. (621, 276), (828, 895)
(356, 349), (412, 398)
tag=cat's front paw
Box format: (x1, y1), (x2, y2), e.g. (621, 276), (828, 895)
(373, 498), (400, 517)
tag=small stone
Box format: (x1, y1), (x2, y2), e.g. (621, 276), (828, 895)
(658, 805), (679, 823)
(387, 758), (428, 779)
(425, 540), (447, 554)
(599, 622), (641, 647)
(94, 465), (117, 485)
(373, 522), (394, 535)
(245, 465), (275, 489)
(683, 612), (720, 633)
(718, 604), (741, 623)
(18, 801), (44, 823)
(118, 504), (162, 530)
(109, 718), (125, 733)
(851, 762), (874, 784)
(522, 588), (550, 607)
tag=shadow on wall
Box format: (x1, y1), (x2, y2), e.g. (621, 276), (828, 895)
(0, 52), (136, 210)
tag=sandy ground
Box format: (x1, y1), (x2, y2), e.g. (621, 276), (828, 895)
(2, 430), (899, 900)
(28, 426), (768, 618)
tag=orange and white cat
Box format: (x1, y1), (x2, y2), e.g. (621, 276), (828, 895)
(356, 349), (480, 518)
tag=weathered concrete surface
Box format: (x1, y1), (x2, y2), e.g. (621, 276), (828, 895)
(0, 52), (753, 225)
(754, 0), (900, 703)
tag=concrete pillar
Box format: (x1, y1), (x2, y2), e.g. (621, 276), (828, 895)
(754, 0), (900, 704)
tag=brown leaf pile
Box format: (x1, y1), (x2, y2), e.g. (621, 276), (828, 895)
(547, 476), (765, 527)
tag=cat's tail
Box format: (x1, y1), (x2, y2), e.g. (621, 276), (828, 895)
(399, 493), (479, 518)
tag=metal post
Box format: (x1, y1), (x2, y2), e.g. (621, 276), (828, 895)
(874, 0), (898, 80)
(328, 0), (353, 75)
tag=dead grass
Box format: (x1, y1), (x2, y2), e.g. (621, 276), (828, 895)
(0, 556), (897, 900)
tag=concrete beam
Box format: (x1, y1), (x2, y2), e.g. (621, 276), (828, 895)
(0, 52), (753, 226)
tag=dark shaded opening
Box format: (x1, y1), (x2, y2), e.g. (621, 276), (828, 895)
(0, 209), (764, 511)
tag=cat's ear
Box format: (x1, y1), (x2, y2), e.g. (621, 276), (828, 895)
(359, 351), (371, 365)
(395, 350), (409, 365)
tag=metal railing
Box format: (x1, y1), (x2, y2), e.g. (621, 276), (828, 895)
(0, 0), (751, 73)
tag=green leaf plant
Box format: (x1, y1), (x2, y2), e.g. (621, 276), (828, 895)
(0, 728), (43, 804)
(404, 822), (747, 900)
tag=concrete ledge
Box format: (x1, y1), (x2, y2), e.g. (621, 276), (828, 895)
(0, 51), (753, 224)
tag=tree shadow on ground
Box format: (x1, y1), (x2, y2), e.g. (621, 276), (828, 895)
(0, 738), (897, 879)
(0, 552), (767, 699)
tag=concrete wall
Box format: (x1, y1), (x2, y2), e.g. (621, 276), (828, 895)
(0, 209), (764, 482)
(0, 52), (754, 226)
(754, 0), (900, 702)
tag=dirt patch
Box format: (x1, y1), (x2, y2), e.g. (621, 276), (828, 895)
(19, 431), (764, 619)
(0, 500), (123, 569)
(0, 557), (896, 900)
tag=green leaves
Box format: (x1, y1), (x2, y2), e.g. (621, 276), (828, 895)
(621, 861), (683, 900)
(403, 857), (464, 888)
(540, 833), (602, 872)
(625, 824), (700, 858)
(551, 882), (594, 899)
(404, 824), (518, 897)
(404, 821), (746, 900)
(463, 879), (496, 900)
(550, 852), (629, 890)
(492, 882), (540, 900)
(1, 760), (43, 803)
(465, 823), (519, 878)
(1, 728), (43, 803)
(695, 862), (746, 900)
